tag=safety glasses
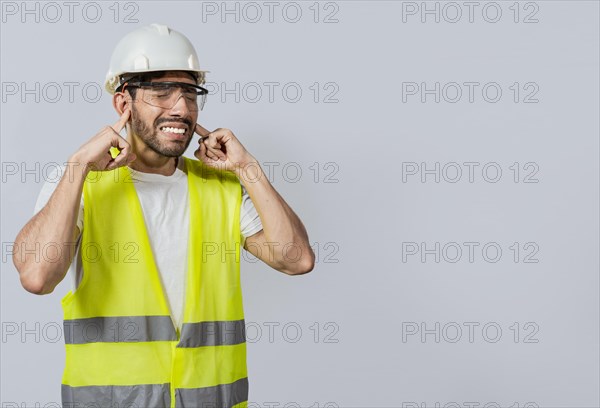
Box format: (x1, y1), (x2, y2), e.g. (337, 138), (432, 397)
(123, 81), (208, 112)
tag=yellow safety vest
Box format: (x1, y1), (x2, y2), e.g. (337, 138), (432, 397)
(60, 156), (248, 408)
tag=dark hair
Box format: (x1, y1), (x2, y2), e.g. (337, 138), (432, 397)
(116, 71), (198, 100)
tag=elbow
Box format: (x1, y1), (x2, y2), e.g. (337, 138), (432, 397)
(293, 260), (315, 275)
(284, 252), (315, 276)
(19, 274), (43, 295)
(21, 273), (55, 295)
(14, 261), (55, 295)
(12, 241), (59, 295)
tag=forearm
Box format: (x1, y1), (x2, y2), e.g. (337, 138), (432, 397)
(13, 155), (87, 294)
(235, 158), (314, 273)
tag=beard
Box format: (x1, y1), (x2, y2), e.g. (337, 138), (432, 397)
(130, 104), (194, 157)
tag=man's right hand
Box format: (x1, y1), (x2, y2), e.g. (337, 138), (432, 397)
(72, 108), (137, 173)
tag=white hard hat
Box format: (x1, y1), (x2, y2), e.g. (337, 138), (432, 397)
(104, 23), (209, 95)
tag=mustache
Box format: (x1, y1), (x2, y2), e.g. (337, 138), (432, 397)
(155, 117), (193, 129)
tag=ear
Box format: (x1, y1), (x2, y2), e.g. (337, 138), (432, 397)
(113, 92), (130, 116)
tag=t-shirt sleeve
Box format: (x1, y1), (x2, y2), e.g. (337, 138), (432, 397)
(33, 164), (84, 233)
(240, 184), (263, 240)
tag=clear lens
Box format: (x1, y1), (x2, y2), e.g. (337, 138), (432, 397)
(139, 84), (206, 111)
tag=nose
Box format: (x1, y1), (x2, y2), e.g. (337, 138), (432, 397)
(167, 93), (191, 116)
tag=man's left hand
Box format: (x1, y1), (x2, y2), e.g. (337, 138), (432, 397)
(193, 124), (254, 173)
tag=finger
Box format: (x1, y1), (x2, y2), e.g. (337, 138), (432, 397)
(199, 135), (209, 145)
(109, 137), (135, 169)
(199, 140), (210, 160)
(111, 108), (131, 134)
(107, 151), (135, 170)
(198, 140), (216, 163)
(194, 123), (211, 138)
(204, 144), (218, 161)
(200, 137), (216, 159)
(106, 153), (128, 170)
(203, 138), (227, 161)
(206, 143), (225, 161)
(204, 141), (223, 162)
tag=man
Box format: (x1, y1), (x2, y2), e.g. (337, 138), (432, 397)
(12, 23), (314, 408)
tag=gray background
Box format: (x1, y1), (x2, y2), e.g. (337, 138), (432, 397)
(1, 1), (599, 407)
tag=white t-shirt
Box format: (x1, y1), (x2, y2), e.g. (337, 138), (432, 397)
(33, 157), (263, 330)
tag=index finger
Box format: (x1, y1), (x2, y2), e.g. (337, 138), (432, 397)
(194, 123), (211, 138)
(111, 108), (131, 134)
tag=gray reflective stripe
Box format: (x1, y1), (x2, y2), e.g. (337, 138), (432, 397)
(176, 377), (249, 408)
(64, 315), (177, 344)
(62, 383), (170, 408)
(178, 320), (246, 348)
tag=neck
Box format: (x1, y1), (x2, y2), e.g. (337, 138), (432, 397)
(129, 149), (179, 176)
(127, 151), (179, 176)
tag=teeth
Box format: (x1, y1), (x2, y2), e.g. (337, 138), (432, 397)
(161, 126), (186, 134)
